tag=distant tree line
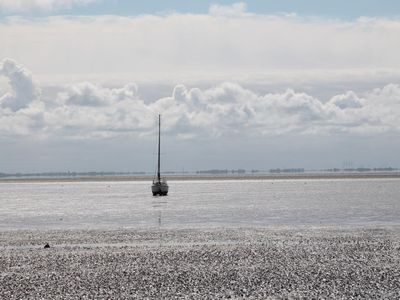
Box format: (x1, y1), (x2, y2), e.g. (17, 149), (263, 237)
(196, 169), (246, 174)
(326, 167), (397, 172)
(0, 171), (146, 178)
(1, 167), (398, 179)
(269, 168), (305, 173)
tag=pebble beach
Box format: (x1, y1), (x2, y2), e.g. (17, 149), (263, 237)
(1, 227), (399, 299)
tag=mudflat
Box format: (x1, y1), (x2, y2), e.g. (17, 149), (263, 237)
(1, 172), (400, 183)
(1, 227), (399, 299)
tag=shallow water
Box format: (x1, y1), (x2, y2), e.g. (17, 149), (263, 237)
(0, 178), (399, 230)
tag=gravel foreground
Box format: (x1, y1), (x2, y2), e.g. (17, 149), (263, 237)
(1, 228), (400, 299)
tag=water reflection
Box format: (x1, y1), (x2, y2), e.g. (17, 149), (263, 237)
(151, 198), (168, 228)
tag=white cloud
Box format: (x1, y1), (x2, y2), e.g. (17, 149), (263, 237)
(0, 58), (40, 111)
(209, 2), (250, 17)
(1, 59), (400, 140)
(328, 91), (364, 109)
(0, 0), (98, 12)
(1, 12), (400, 86)
(58, 81), (138, 107)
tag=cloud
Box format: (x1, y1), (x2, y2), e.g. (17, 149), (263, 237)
(2, 12), (400, 86)
(0, 0), (98, 12)
(209, 2), (250, 17)
(328, 91), (364, 109)
(1, 59), (400, 140)
(46, 83), (152, 139)
(58, 81), (138, 107)
(0, 58), (40, 111)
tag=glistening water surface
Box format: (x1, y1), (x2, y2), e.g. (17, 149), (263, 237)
(0, 178), (399, 230)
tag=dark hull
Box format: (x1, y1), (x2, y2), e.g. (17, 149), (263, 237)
(152, 182), (169, 196)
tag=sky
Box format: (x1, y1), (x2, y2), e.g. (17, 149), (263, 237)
(1, 0), (400, 19)
(1, 0), (400, 173)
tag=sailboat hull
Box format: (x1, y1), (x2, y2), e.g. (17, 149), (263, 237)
(152, 182), (169, 196)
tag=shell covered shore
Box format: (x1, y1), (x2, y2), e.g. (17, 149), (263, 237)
(1, 228), (399, 299)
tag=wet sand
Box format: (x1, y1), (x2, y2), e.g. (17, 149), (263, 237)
(1, 228), (399, 299)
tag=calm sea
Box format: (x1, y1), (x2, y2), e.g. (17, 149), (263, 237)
(0, 178), (399, 230)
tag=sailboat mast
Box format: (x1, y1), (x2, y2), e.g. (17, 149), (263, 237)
(157, 114), (161, 181)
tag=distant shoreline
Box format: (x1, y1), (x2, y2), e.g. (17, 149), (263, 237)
(1, 172), (400, 183)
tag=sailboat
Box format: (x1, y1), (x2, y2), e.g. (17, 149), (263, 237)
(152, 114), (169, 196)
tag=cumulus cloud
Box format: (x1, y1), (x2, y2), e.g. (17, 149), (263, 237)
(0, 58), (40, 111)
(0, 0), (98, 12)
(1, 59), (400, 140)
(58, 82), (138, 107)
(328, 91), (364, 109)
